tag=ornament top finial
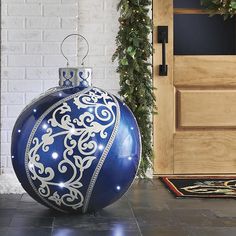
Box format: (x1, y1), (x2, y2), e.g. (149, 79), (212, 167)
(60, 34), (89, 67)
(59, 34), (91, 88)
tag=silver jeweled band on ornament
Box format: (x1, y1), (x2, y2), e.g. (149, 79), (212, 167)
(82, 94), (121, 213)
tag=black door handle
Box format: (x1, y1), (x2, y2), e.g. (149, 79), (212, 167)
(158, 26), (168, 76)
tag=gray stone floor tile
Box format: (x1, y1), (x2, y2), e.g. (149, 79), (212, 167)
(10, 215), (54, 228)
(0, 179), (235, 236)
(7, 227), (52, 236)
(186, 227), (236, 236)
(52, 227), (140, 236)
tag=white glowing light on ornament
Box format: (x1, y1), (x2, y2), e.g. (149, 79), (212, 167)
(42, 124), (48, 130)
(59, 182), (65, 188)
(70, 128), (76, 134)
(130, 127), (134, 130)
(33, 109), (37, 113)
(98, 144), (104, 151)
(11, 156), (15, 159)
(88, 107), (94, 113)
(52, 152), (59, 159)
(116, 186), (121, 191)
(59, 93), (63, 97)
(128, 157), (132, 161)
(18, 129), (21, 133)
(28, 162), (34, 169)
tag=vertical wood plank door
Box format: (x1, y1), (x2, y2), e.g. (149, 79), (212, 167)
(153, 0), (236, 175)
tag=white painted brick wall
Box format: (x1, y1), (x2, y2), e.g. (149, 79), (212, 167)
(1, 0), (120, 173)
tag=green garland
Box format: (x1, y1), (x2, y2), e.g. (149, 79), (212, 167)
(112, 0), (155, 178)
(201, 0), (236, 19)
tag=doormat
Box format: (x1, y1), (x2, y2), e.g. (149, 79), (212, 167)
(160, 176), (236, 198)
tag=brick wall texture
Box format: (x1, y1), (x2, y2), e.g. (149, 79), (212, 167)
(1, 0), (120, 173)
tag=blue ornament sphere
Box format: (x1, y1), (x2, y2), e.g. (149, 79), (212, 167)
(11, 68), (141, 213)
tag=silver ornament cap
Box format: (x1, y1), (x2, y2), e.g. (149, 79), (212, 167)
(59, 34), (91, 88)
(59, 67), (92, 88)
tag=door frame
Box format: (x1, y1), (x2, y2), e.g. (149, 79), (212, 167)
(153, 0), (236, 175)
(153, 0), (175, 175)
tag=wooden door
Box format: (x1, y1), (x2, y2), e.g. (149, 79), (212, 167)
(153, 0), (236, 175)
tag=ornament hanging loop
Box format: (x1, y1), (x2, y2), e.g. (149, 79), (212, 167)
(60, 33), (89, 67)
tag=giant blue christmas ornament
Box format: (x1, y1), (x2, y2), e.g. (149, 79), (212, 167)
(11, 34), (141, 213)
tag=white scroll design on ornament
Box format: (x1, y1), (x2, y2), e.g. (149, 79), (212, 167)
(25, 88), (117, 212)
(82, 93), (120, 213)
